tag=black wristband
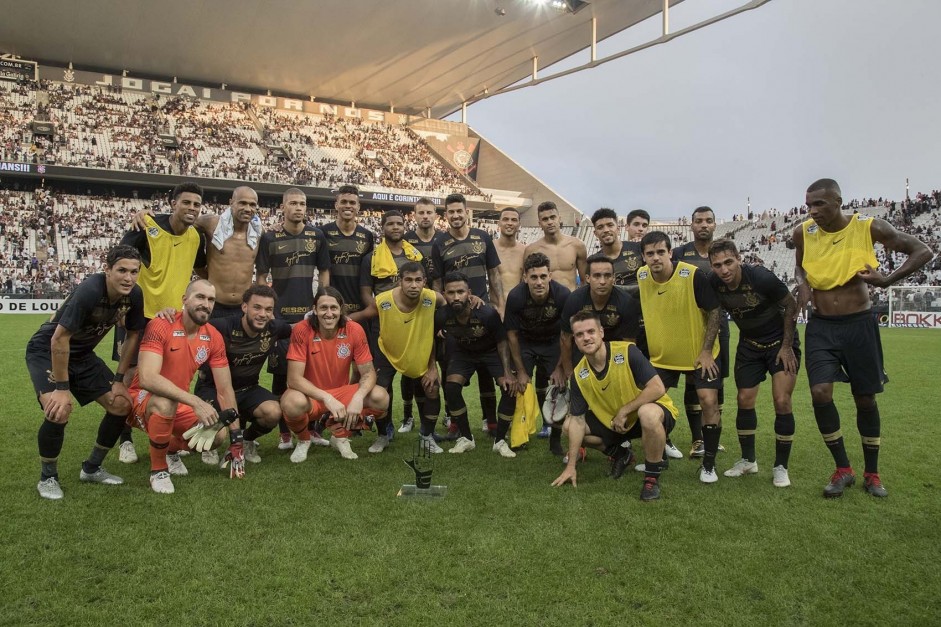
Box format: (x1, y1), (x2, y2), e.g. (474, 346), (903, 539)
(54, 381), (70, 391)
(112, 372), (125, 385)
(218, 408), (240, 426)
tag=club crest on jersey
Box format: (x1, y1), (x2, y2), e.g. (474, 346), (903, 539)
(356, 242), (367, 254)
(259, 336), (271, 352)
(147, 227), (160, 238)
(195, 346), (209, 365)
(172, 330), (185, 337)
(305, 239), (316, 253)
(626, 256), (639, 271)
(638, 270), (649, 280)
(337, 343), (351, 358)
(470, 241), (485, 254)
(679, 268), (691, 278)
(613, 353), (625, 364)
(578, 367), (590, 380)
(380, 301), (392, 310)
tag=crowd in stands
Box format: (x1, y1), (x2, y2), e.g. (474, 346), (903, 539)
(0, 79), (482, 199)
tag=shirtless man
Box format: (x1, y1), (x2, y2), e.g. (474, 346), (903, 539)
(493, 207), (527, 314)
(200, 186), (263, 318)
(523, 201), (587, 291)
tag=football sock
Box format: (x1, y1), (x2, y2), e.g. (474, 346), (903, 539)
(773, 413), (795, 468)
(702, 423), (722, 471)
(494, 418), (511, 443)
(97, 412), (128, 449)
(82, 444), (110, 474)
(857, 403), (881, 474)
(146, 411), (174, 472)
(277, 418), (290, 436)
(38, 420), (65, 479)
(813, 401), (851, 468)
(119, 425), (133, 444)
(736, 407), (758, 462)
(686, 408), (704, 441)
(644, 459), (663, 480)
(400, 377), (414, 420)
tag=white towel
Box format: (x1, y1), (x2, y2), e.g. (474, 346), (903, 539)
(211, 208), (262, 251)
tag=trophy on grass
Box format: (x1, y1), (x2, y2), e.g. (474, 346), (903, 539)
(398, 436), (447, 498)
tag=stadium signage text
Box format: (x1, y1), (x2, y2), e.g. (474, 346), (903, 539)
(0, 56), (37, 81)
(37, 65), (404, 123)
(367, 192), (444, 205)
(0, 299), (62, 314)
(890, 311), (941, 329)
(0, 161), (33, 173)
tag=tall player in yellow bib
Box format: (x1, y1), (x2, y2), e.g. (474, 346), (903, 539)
(551, 311), (678, 501)
(374, 261), (446, 453)
(794, 178), (931, 499)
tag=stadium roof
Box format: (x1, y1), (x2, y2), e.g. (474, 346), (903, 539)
(0, 0), (698, 119)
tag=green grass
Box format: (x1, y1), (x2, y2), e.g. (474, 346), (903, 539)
(2, 315), (940, 626)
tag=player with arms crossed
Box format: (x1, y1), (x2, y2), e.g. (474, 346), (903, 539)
(794, 178), (932, 498)
(28, 245), (147, 500)
(709, 240), (800, 487)
(551, 312), (678, 501)
(128, 279), (242, 494)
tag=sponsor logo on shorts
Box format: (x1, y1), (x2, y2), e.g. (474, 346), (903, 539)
(195, 346), (209, 364)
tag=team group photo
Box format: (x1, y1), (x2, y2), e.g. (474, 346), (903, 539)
(3, 0), (940, 624)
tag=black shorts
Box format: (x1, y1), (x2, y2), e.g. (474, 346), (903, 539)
(195, 383), (278, 421)
(806, 310), (888, 395)
(26, 346), (113, 407)
(585, 402), (676, 448)
(520, 340), (560, 379)
(210, 302), (243, 320)
(111, 317), (151, 363)
(658, 365), (723, 391)
(734, 337), (802, 389)
(446, 350), (505, 381)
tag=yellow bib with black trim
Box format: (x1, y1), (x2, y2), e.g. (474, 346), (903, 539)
(573, 341), (678, 431)
(376, 288), (436, 378)
(139, 214), (202, 318)
(801, 214), (879, 290)
(637, 261), (719, 370)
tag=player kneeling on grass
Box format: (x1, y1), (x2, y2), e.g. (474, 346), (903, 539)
(551, 311), (678, 502)
(128, 279), (245, 494)
(280, 287), (389, 461)
(29, 245), (147, 500)
(709, 240), (800, 487)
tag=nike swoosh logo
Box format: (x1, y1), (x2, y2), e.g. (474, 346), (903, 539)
(170, 347), (180, 351)
(657, 290), (667, 295)
(601, 383), (610, 390)
(832, 238), (845, 245)
(173, 242), (182, 247)
(404, 318), (413, 324)
(277, 244), (288, 251)
(328, 241), (340, 247)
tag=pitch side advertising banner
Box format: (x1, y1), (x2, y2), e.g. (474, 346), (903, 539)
(0, 298), (63, 314)
(890, 311), (941, 328)
(0, 161), (35, 173)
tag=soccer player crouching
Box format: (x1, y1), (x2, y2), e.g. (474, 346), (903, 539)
(708, 240), (800, 487)
(551, 312), (678, 501)
(28, 245), (147, 500)
(128, 279), (244, 494)
(280, 287), (390, 461)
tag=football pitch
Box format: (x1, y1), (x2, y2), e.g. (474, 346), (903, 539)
(2, 315), (940, 626)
